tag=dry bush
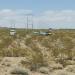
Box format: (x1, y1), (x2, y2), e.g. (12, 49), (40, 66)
(30, 49), (45, 71)
(11, 67), (29, 75)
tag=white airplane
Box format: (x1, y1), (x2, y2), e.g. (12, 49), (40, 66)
(33, 31), (52, 36)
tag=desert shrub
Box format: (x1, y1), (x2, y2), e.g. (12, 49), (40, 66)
(11, 67), (29, 75)
(61, 37), (74, 59)
(51, 36), (74, 60)
(41, 39), (51, 48)
(20, 48), (46, 70)
(16, 29), (27, 37)
(30, 49), (46, 71)
(64, 65), (75, 73)
(38, 67), (49, 74)
(21, 59), (32, 69)
(11, 48), (30, 57)
(25, 38), (32, 46)
(0, 48), (28, 57)
(1, 49), (13, 57)
(0, 57), (3, 63)
(0, 36), (13, 49)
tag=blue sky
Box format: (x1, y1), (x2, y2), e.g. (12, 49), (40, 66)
(0, 0), (75, 29)
(0, 0), (75, 12)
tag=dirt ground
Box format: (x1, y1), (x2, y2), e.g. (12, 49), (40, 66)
(0, 57), (75, 75)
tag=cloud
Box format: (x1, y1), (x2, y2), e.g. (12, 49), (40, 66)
(34, 10), (75, 29)
(39, 10), (75, 23)
(0, 9), (75, 29)
(0, 9), (32, 28)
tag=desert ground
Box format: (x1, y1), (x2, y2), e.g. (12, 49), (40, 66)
(0, 57), (75, 75)
(0, 28), (75, 75)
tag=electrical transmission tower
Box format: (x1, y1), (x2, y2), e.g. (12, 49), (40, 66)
(26, 14), (33, 32)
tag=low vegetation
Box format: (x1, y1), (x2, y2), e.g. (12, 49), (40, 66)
(0, 28), (75, 71)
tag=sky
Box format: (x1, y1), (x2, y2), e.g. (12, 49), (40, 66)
(0, 0), (75, 29)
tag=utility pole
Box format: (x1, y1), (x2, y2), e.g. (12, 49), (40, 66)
(31, 14), (33, 31)
(27, 15), (29, 31)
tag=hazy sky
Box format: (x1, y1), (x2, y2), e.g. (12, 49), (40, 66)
(0, 0), (75, 29)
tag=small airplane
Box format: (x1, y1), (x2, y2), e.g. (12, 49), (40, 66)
(33, 28), (53, 36)
(39, 31), (52, 35)
(33, 31), (52, 36)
